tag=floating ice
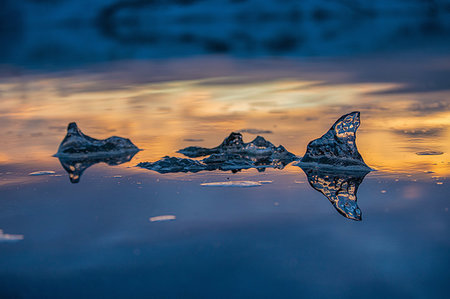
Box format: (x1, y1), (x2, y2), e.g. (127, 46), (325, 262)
(28, 171), (56, 176)
(178, 132), (294, 161)
(53, 122), (140, 183)
(416, 151), (444, 156)
(201, 181), (262, 187)
(298, 111), (371, 170)
(139, 132), (297, 174)
(0, 229), (24, 242)
(300, 166), (369, 221)
(149, 215), (176, 222)
(55, 122), (140, 158)
(137, 156), (210, 174)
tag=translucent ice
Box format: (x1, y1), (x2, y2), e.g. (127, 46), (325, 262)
(138, 132), (297, 173)
(0, 229), (24, 242)
(28, 171), (56, 176)
(55, 122), (140, 158)
(299, 112), (371, 170)
(200, 181), (262, 187)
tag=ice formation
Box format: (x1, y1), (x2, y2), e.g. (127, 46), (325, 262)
(138, 133), (297, 174)
(298, 111), (371, 170)
(28, 171), (56, 176)
(149, 215), (176, 222)
(200, 181), (263, 187)
(300, 166), (369, 221)
(55, 122), (140, 158)
(0, 229), (24, 242)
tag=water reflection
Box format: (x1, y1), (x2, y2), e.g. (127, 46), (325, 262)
(299, 166), (369, 221)
(58, 152), (138, 183)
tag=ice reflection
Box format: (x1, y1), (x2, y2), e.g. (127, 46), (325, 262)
(299, 166), (369, 221)
(58, 153), (138, 183)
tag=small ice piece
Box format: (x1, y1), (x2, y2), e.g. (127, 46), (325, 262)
(416, 151), (444, 156)
(28, 171), (56, 176)
(149, 215), (176, 222)
(0, 229), (24, 242)
(113, 175), (122, 178)
(54, 122), (140, 158)
(298, 111), (371, 170)
(201, 181), (262, 187)
(258, 180), (273, 184)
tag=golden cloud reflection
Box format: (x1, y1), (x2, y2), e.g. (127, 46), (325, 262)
(0, 58), (448, 176)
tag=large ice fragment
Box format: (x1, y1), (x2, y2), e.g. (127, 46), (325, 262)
(55, 122), (140, 158)
(300, 166), (369, 221)
(138, 132), (297, 174)
(299, 111), (370, 170)
(178, 132), (295, 160)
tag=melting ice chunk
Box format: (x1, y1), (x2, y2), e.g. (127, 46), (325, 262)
(28, 171), (56, 176)
(299, 111), (371, 170)
(149, 215), (176, 222)
(55, 122), (140, 158)
(201, 181), (262, 187)
(138, 132), (297, 174)
(0, 229), (24, 242)
(178, 132), (295, 161)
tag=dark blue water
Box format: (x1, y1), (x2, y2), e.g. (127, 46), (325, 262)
(0, 162), (449, 298)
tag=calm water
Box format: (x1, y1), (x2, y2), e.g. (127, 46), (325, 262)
(0, 52), (449, 298)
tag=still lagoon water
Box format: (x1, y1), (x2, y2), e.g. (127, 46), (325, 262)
(0, 52), (449, 298)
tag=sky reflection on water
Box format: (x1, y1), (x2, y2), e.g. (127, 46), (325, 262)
(0, 54), (449, 176)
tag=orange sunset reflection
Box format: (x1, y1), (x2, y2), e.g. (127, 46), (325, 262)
(0, 59), (448, 177)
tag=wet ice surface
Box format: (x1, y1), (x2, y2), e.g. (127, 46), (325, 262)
(201, 181), (263, 187)
(0, 230), (24, 242)
(28, 171), (56, 176)
(149, 215), (176, 222)
(299, 111), (371, 170)
(0, 55), (449, 298)
(55, 122), (140, 159)
(139, 133), (297, 174)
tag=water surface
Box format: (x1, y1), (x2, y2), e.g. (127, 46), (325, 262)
(0, 53), (449, 298)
